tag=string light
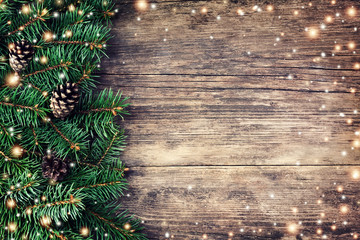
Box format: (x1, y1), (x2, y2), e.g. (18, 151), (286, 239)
(354, 63), (360, 70)
(334, 44), (342, 51)
(40, 215), (52, 227)
(8, 222), (17, 232)
(124, 223), (131, 230)
(6, 198), (16, 209)
(42, 31), (53, 42)
(347, 41), (356, 50)
(11, 144), (23, 158)
(5, 72), (21, 88)
(65, 30), (73, 38)
(40, 56), (48, 64)
(80, 227), (90, 237)
(293, 10), (299, 16)
(325, 15), (334, 23)
(237, 8), (244, 16)
(134, 0), (148, 12)
(266, 5), (274, 12)
(201, 7), (208, 14)
(21, 5), (30, 14)
(340, 204), (349, 214)
(68, 4), (75, 12)
(346, 7), (357, 17)
(307, 27), (319, 39)
(287, 223), (299, 234)
(351, 169), (360, 179)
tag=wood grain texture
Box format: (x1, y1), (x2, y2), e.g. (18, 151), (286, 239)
(99, 0), (360, 239)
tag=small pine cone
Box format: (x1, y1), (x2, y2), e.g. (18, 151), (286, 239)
(9, 39), (34, 73)
(42, 154), (70, 182)
(50, 82), (79, 118)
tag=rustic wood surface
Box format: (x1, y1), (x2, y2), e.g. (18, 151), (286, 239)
(99, 0), (360, 239)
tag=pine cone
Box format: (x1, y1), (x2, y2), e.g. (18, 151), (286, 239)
(50, 82), (79, 118)
(42, 154), (70, 182)
(9, 39), (34, 73)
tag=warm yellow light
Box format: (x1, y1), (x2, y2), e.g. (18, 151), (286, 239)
(348, 41), (356, 50)
(65, 30), (72, 38)
(202, 234), (208, 239)
(340, 205), (349, 214)
(320, 212), (325, 218)
(68, 4), (75, 12)
(354, 63), (360, 70)
(307, 27), (319, 39)
(352, 169), (360, 179)
(135, 0), (148, 12)
(337, 185), (343, 192)
(316, 228), (323, 235)
(266, 5), (274, 12)
(331, 225), (337, 231)
(5, 72), (21, 87)
(287, 223), (299, 234)
(42, 31), (53, 42)
(40, 215), (52, 227)
(291, 207), (298, 214)
(237, 8), (244, 15)
(40, 56), (48, 64)
(317, 199), (322, 204)
(6, 198), (16, 209)
(124, 223), (131, 230)
(11, 144), (23, 158)
(80, 227), (90, 237)
(22, 5), (30, 14)
(201, 7), (208, 14)
(354, 233), (359, 239)
(331, 0), (336, 5)
(325, 15), (334, 23)
(293, 10), (299, 16)
(25, 208), (32, 215)
(334, 44), (342, 51)
(8, 222), (17, 232)
(347, 119), (353, 125)
(347, 7), (357, 17)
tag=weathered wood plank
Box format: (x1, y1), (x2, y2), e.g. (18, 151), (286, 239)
(99, 74), (360, 166)
(119, 166), (360, 239)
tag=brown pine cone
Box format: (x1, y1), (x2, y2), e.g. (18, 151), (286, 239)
(42, 154), (70, 182)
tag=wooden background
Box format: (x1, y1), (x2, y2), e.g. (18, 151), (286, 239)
(99, 0), (360, 239)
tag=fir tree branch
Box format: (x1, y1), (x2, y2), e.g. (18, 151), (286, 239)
(30, 125), (39, 146)
(15, 181), (35, 192)
(86, 209), (132, 237)
(0, 150), (11, 160)
(77, 106), (123, 115)
(76, 69), (92, 85)
(7, 9), (48, 36)
(74, 180), (122, 191)
(0, 101), (42, 114)
(50, 40), (105, 50)
(26, 194), (81, 210)
(23, 61), (72, 79)
(49, 120), (80, 151)
(97, 131), (119, 165)
(0, 123), (9, 136)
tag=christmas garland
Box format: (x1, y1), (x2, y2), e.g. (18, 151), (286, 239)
(0, 1), (146, 239)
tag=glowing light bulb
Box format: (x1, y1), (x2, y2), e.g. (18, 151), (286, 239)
(65, 30), (72, 38)
(11, 144), (23, 158)
(8, 222), (17, 232)
(293, 10), (299, 16)
(201, 7), (208, 14)
(135, 0), (148, 12)
(334, 44), (342, 51)
(68, 4), (75, 12)
(266, 5), (274, 12)
(307, 27), (319, 39)
(340, 205), (349, 214)
(40, 215), (52, 227)
(124, 223), (131, 230)
(237, 8), (244, 16)
(80, 227), (90, 237)
(348, 41), (356, 50)
(40, 56), (48, 64)
(354, 63), (360, 70)
(347, 7), (357, 17)
(42, 31), (53, 42)
(5, 72), (21, 88)
(287, 223), (299, 234)
(325, 15), (333, 23)
(6, 198), (16, 209)
(22, 5), (30, 14)
(351, 169), (360, 179)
